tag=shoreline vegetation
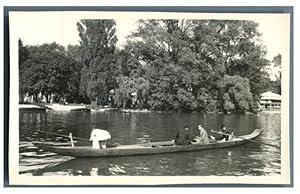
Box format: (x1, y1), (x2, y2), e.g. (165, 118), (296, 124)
(20, 102), (281, 114)
(19, 19), (281, 114)
(19, 102), (260, 114)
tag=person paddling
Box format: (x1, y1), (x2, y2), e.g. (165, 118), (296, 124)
(211, 125), (233, 141)
(90, 129), (111, 149)
(220, 125), (230, 141)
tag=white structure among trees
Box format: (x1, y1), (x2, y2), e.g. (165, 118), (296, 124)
(259, 91), (281, 111)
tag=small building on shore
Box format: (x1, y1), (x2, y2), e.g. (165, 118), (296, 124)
(259, 91), (281, 111)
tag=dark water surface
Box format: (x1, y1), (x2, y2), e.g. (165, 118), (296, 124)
(19, 111), (281, 176)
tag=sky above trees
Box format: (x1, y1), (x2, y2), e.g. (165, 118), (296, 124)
(11, 12), (289, 63)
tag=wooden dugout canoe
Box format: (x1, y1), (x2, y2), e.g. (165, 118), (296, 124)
(32, 129), (263, 158)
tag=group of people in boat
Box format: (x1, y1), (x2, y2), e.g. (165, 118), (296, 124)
(174, 124), (233, 145)
(89, 124), (233, 149)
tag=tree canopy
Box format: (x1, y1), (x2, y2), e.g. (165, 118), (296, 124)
(77, 20), (118, 106)
(19, 42), (82, 103)
(19, 19), (279, 113)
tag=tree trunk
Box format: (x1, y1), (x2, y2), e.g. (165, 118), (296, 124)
(91, 99), (97, 109)
(122, 97), (127, 109)
(45, 94), (49, 103)
(19, 92), (24, 103)
(34, 94), (38, 103)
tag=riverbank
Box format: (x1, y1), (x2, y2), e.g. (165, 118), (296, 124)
(19, 103), (151, 112)
(19, 104), (46, 111)
(44, 104), (90, 111)
(19, 103), (274, 115)
(19, 103), (90, 112)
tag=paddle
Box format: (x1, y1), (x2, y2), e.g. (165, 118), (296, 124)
(210, 130), (279, 149)
(33, 130), (119, 147)
(34, 130), (90, 142)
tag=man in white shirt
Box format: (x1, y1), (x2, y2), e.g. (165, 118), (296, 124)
(194, 124), (210, 144)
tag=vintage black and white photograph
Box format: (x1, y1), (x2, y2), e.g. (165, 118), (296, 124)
(8, 9), (291, 185)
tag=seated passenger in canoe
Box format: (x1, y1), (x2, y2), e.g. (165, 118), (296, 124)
(211, 125), (234, 141)
(221, 125), (230, 141)
(90, 129), (111, 149)
(193, 124), (210, 144)
(174, 125), (193, 145)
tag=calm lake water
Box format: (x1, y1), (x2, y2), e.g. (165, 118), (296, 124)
(19, 111), (281, 176)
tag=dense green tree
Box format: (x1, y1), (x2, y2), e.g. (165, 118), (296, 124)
(21, 42), (82, 103)
(273, 54), (282, 67)
(64, 48), (84, 103)
(192, 20), (271, 103)
(66, 45), (82, 63)
(135, 77), (150, 108)
(113, 76), (150, 109)
(77, 19), (118, 106)
(231, 55), (271, 101)
(115, 46), (142, 77)
(19, 18), (276, 113)
(19, 39), (30, 103)
(129, 20), (205, 111)
(219, 75), (254, 113)
(195, 88), (217, 112)
(193, 20), (262, 72)
(129, 20), (263, 112)
(271, 54), (282, 94)
(114, 76), (136, 108)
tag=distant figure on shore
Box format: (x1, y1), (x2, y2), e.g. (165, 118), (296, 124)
(193, 124), (210, 144)
(90, 129), (111, 149)
(59, 97), (66, 105)
(174, 125), (193, 145)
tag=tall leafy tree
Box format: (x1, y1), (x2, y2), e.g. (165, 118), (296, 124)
(21, 42), (81, 103)
(19, 38), (29, 103)
(114, 76), (136, 108)
(135, 77), (150, 108)
(192, 20), (271, 102)
(115, 46), (141, 77)
(219, 75), (254, 113)
(77, 19), (118, 105)
(18, 18), (273, 113)
(112, 76), (150, 109)
(66, 45), (82, 63)
(129, 19), (203, 111)
(271, 54), (281, 94)
(126, 19), (269, 112)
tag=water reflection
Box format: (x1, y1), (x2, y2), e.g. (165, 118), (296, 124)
(19, 111), (281, 176)
(90, 168), (99, 176)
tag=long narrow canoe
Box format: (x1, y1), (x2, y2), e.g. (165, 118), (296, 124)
(32, 129), (263, 158)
